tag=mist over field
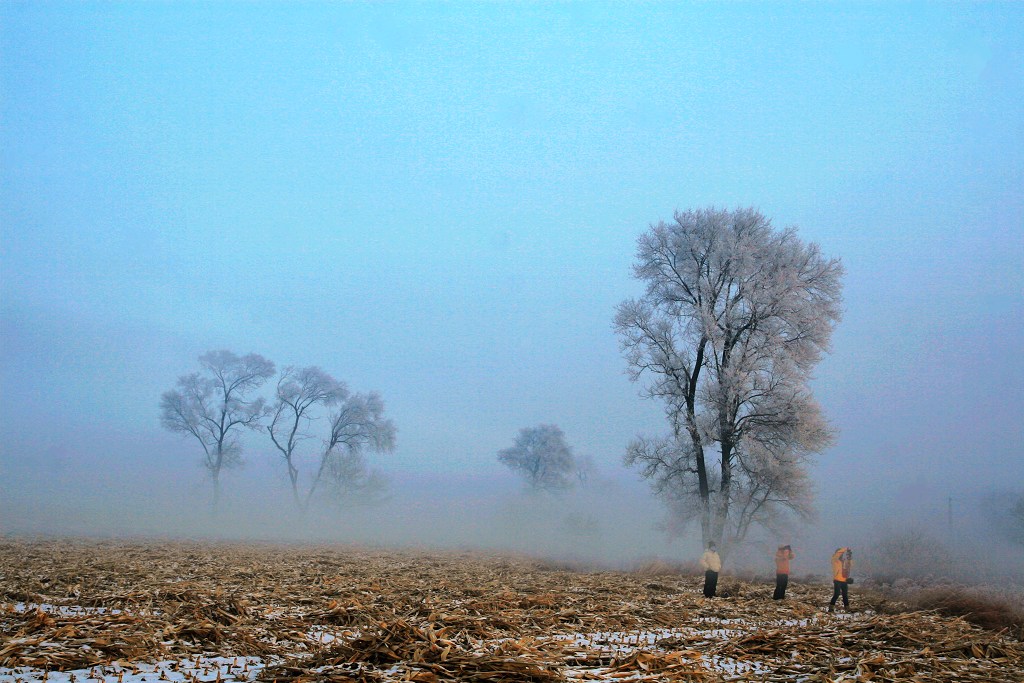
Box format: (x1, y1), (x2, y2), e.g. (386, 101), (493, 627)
(2, 419), (1021, 581)
(2, 2), (1023, 585)
(1, 454), (669, 563)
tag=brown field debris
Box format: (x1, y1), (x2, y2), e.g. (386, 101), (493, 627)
(1, 538), (1022, 682)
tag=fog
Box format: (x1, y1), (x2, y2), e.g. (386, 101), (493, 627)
(0, 448), (669, 564)
(2, 419), (1021, 579)
(2, 3), (1023, 580)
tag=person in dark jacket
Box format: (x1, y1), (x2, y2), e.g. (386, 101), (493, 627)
(773, 545), (794, 599)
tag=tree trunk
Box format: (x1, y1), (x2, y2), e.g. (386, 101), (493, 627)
(687, 338), (711, 546)
(306, 448), (332, 507)
(211, 437), (226, 515)
(687, 423), (712, 547)
(287, 460), (303, 512)
(212, 468), (221, 514)
(713, 440), (733, 550)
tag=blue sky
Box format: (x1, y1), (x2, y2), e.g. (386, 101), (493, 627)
(1, 2), (1022, 540)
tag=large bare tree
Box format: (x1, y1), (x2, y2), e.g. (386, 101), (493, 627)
(615, 207), (843, 552)
(266, 365), (397, 511)
(306, 391), (397, 508)
(498, 424), (578, 493)
(266, 366), (347, 509)
(160, 350), (275, 509)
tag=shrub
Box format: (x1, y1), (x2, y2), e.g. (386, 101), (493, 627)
(909, 586), (1024, 639)
(869, 528), (962, 583)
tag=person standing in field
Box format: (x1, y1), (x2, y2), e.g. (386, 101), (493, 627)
(700, 542), (721, 598)
(773, 545), (795, 599)
(828, 547), (853, 612)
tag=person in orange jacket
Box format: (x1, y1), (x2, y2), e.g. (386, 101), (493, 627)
(828, 547), (853, 612)
(773, 545), (794, 599)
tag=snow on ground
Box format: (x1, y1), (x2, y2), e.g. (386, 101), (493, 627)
(556, 627), (774, 679)
(2, 580), (878, 683)
(304, 625), (356, 645)
(9, 604), (125, 617)
(0, 657), (266, 683)
(1, 603), (850, 682)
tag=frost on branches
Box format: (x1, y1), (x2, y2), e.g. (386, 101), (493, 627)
(615, 207), (843, 553)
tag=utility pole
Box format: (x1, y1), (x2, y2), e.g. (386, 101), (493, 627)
(947, 495), (955, 539)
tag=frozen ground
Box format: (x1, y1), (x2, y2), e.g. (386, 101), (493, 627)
(1, 656), (265, 683)
(0, 617), (795, 682)
(2, 539), (1020, 682)
(0, 598), (886, 682)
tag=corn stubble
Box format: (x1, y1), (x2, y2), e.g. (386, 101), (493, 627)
(1, 539), (1021, 682)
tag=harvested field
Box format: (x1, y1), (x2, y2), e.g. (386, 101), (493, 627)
(1, 539), (1022, 682)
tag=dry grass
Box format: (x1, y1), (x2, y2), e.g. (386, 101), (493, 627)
(2, 537), (1023, 682)
(906, 586), (1024, 639)
(629, 559), (696, 576)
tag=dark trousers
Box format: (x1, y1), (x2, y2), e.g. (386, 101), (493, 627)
(773, 573), (789, 600)
(703, 570), (718, 597)
(830, 580), (848, 607)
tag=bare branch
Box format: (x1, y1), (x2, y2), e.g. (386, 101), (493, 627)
(159, 350), (275, 510)
(616, 207), (842, 553)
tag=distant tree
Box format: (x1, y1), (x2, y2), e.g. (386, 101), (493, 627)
(306, 391), (397, 508)
(575, 453), (597, 487)
(1011, 496), (1024, 548)
(320, 449), (391, 508)
(160, 350), (275, 509)
(267, 366), (347, 510)
(871, 527), (961, 582)
(984, 490), (1024, 549)
(498, 424), (578, 493)
(615, 207), (843, 553)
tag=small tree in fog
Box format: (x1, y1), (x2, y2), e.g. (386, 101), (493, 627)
(615, 207), (843, 553)
(306, 391), (397, 507)
(1011, 496), (1024, 548)
(498, 424), (578, 493)
(160, 350), (275, 509)
(320, 449), (391, 508)
(575, 453), (597, 487)
(985, 490), (1024, 549)
(267, 366), (348, 509)
(871, 527), (961, 582)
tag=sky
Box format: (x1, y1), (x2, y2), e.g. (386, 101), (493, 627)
(1, 2), (1022, 561)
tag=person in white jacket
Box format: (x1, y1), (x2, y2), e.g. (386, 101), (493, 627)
(700, 542), (721, 597)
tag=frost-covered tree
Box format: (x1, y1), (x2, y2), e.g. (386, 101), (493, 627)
(498, 424), (578, 493)
(306, 391), (396, 508)
(160, 350), (275, 509)
(267, 366), (347, 510)
(615, 207), (842, 552)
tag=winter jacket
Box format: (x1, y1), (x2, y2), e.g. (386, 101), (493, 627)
(831, 547), (852, 582)
(775, 547), (794, 574)
(700, 549), (722, 573)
